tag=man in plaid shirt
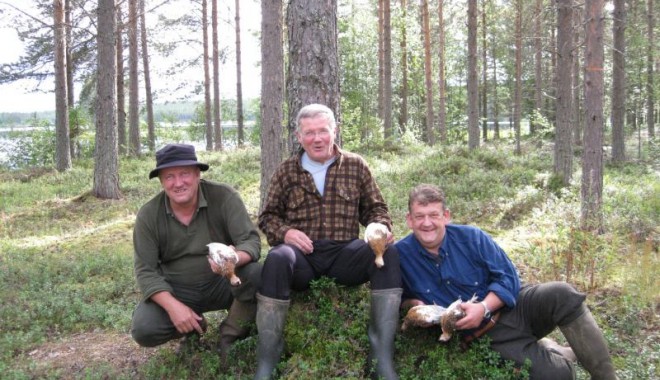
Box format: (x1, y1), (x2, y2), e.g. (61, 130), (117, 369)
(254, 104), (402, 380)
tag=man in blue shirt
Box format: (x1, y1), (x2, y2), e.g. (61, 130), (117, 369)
(396, 184), (617, 380)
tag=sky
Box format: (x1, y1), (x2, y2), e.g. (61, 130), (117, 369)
(0, 0), (262, 114)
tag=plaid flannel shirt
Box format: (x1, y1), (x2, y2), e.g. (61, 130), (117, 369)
(258, 146), (392, 246)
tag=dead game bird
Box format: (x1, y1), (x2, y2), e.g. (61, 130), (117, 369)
(439, 295), (478, 342)
(401, 304), (447, 331)
(207, 242), (241, 286)
(364, 222), (389, 268)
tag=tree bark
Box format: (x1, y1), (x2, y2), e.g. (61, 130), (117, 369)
(533, 0), (543, 135)
(481, 0), (488, 142)
(116, 2), (127, 155)
(377, 0), (384, 120)
(235, 0), (245, 147)
(467, 0), (479, 150)
(128, 0), (141, 157)
(260, 0), (284, 211)
(399, 0), (409, 134)
(286, 0), (340, 154)
(611, 0), (626, 163)
(573, 5), (583, 146)
(555, 0), (574, 184)
(202, 0), (213, 151)
(64, 0), (76, 159)
(581, 0), (604, 232)
(513, 0), (522, 154)
(94, 0), (121, 200)
(212, 0), (223, 150)
(54, 0), (71, 172)
(437, 0), (447, 143)
(646, 0), (655, 138)
(422, 0), (434, 145)
(492, 40), (500, 139)
(140, 0), (155, 152)
(382, 0), (393, 144)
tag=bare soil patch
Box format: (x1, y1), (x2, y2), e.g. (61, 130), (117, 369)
(24, 332), (161, 378)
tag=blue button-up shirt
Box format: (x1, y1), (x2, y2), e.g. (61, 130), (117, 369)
(396, 224), (520, 309)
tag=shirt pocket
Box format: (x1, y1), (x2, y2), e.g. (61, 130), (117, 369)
(336, 185), (360, 218)
(286, 187), (307, 210)
(443, 267), (484, 296)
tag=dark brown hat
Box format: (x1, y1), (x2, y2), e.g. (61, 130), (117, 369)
(149, 144), (209, 179)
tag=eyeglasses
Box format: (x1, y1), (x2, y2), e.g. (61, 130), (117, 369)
(301, 129), (332, 139)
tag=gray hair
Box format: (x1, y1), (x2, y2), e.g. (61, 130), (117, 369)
(295, 104), (337, 132)
(408, 184), (447, 212)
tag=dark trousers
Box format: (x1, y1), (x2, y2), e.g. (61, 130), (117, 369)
(131, 261), (262, 347)
(486, 281), (587, 380)
(259, 239), (401, 300)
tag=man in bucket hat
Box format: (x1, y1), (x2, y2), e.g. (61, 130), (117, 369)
(131, 144), (262, 360)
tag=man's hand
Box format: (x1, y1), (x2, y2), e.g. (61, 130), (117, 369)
(284, 228), (314, 254)
(151, 291), (206, 335)
(455, 301), (486, 330)
(167, 302), (206, 335)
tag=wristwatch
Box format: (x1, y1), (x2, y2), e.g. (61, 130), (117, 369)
(480, 300), (492, 319)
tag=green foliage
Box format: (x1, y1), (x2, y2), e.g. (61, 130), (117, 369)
(0, 138), (658, 379)
(2, 119), (55, 169)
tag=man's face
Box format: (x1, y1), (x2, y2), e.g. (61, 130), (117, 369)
(406, 201), (451, 253)
(296, 115), (336, 163)
(159, 165), (201, 208)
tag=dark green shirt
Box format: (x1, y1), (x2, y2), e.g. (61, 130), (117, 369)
(133, 180), (260, 301)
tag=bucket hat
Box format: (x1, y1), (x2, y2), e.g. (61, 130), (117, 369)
(149, 144), (209, 179)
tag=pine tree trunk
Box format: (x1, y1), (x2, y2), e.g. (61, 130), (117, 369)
(128, 0), (141, 157)
(377, 0), (384, 120)
(467, 0), (479, 150)
(94, 0), (121, 200)
(646, 0), (655, 138)
(235, 0), (245, 147)
(555, 0), (574, 184)
(533, 0), (543, 135)
(581, 0), (604, 232)
(116, 3), (127, 155)
(140, 0), (155, 152)
(54, 0), (71, 172)
(202, 0), (213, 151)
(383, 0), (393, 144)
(399, 0), (409, 134)
(611, 0), (626, 163)
(513, 0), (522, 154)
(64, 0), (76, 160)
(260, 0), (284, 211)
(492, 41), (500, 139)
(212, 0), (223, 151)
(573, 5), (583, 146)
(437, 0), (447, 143)
(481, 0), (488, 142)
(286, 0), (340, 154)
(422, 0), (434, 145)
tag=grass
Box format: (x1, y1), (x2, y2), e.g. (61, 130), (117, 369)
(0, 137), (658, 379)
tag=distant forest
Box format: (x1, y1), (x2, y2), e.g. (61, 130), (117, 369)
(0, 98), (259, 127)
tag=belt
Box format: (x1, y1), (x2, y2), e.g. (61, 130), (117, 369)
(460, 311), (500, 351)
